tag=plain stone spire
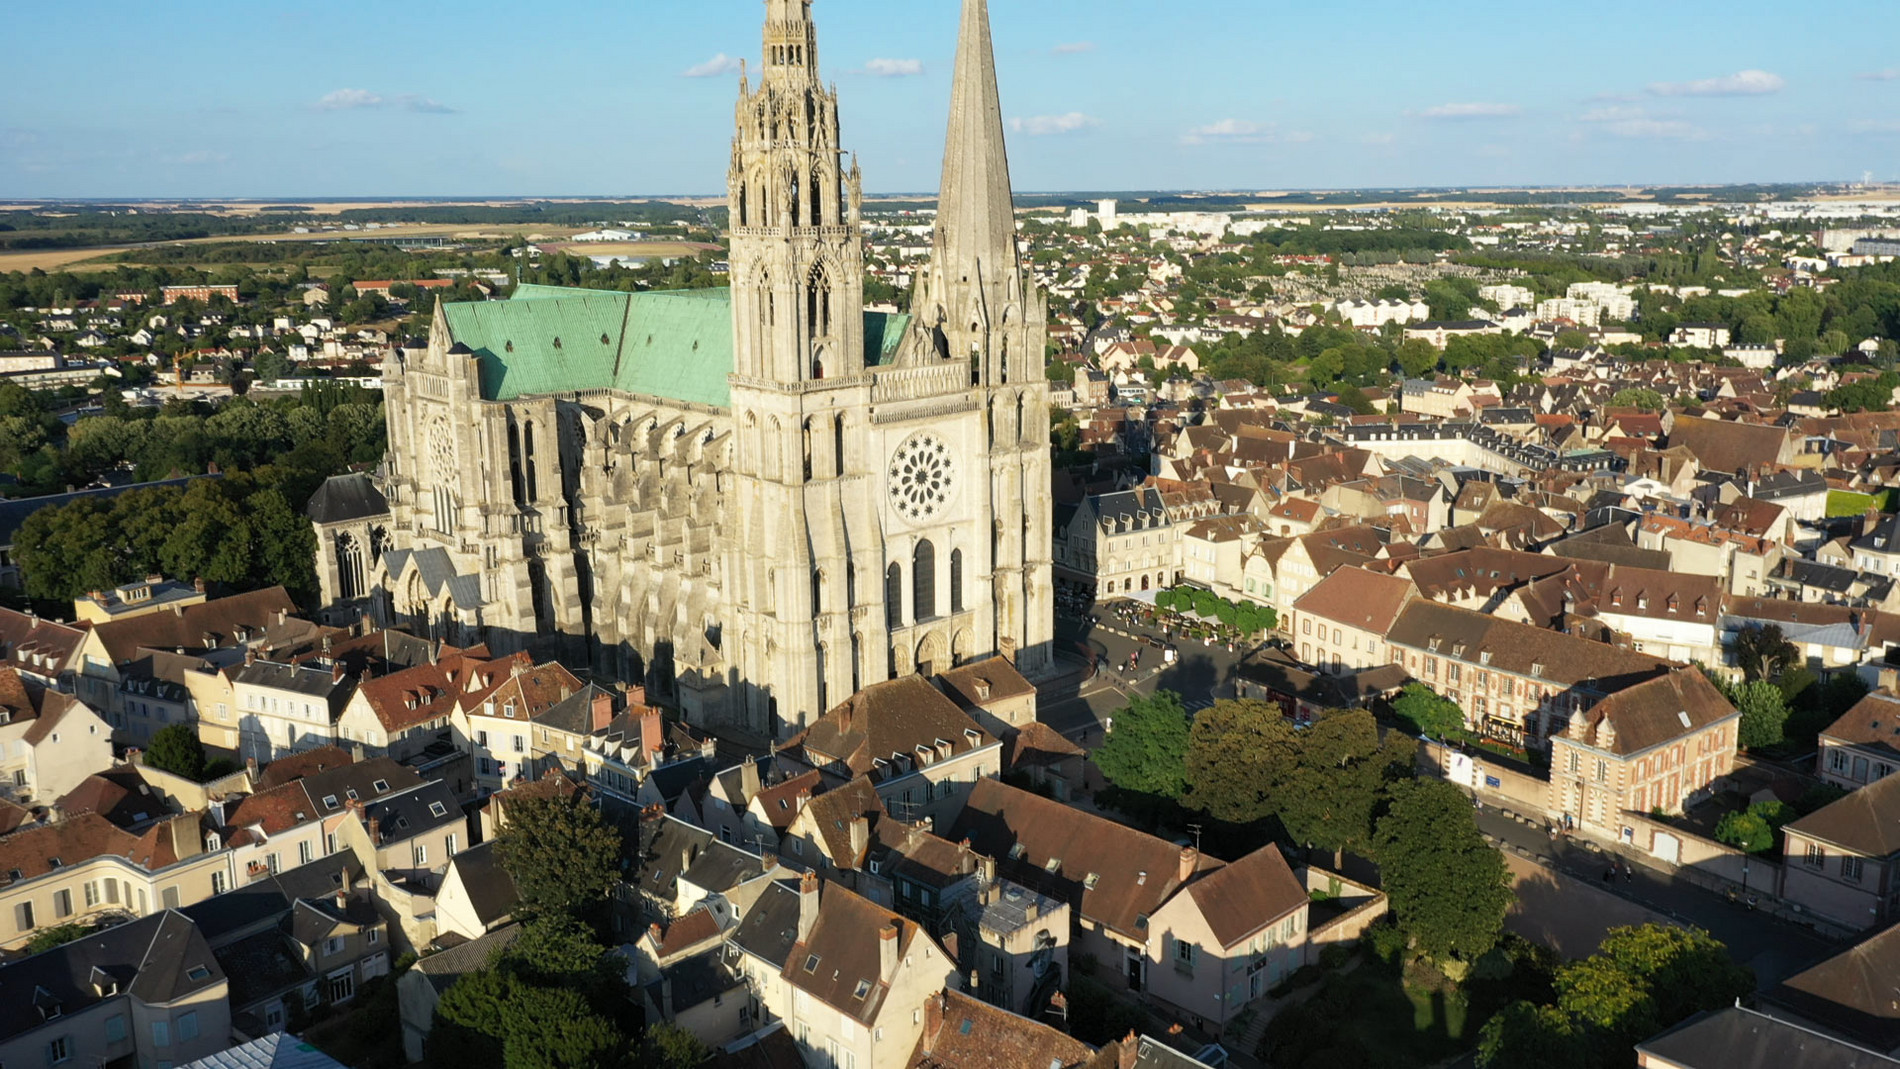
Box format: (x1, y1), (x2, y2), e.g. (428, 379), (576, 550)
(934, 0), (1019, 291)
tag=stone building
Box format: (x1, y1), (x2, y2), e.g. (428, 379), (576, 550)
(312, 0), (1054, 739)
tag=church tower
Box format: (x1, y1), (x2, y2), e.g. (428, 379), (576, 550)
(725, 0), (876, 736)
(910, 0), (1056, 676)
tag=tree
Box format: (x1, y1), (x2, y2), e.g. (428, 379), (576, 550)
(1733, 679), (1789, 750)
(1391, 683), (1466, 740)
(1095, 691), (1191, 800)
(253, 350), (293, 384)
(1556, 924), (1752, 1047)
(1475, 1001), (1587, 1069)
(24, 923), (92, 955)
(1373, 779), (1512, 963)
(639, 1024), (710, 1069)
(1395, 337), (1439, 379)
(145, 723), (207, 780)
(1609, 387), (1667, 412)
(1713, 808), (1774, 853)
(1281, 709), (1410, 855)
(1183, 699), (1300, 823)
(493, 791), (625, 924)
(1732, 624), (1798, 683)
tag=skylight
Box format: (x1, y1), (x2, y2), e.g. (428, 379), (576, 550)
(854, 980), (871, 999)
(186, 966), (211, 981)
(804, 954), (821, 973)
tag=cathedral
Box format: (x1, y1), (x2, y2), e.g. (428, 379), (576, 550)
(311, 0), (1055, 740)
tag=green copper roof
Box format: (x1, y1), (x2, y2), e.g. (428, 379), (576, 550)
(865, 310), (911, 367)
(444, 285), (910, 406)
(450, 286), (734, 408)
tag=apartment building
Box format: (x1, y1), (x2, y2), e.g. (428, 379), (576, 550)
(0, 668), (114, 805)
(1818, 690), (1900, 790)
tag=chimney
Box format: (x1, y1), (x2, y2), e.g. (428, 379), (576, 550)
(332, 662), (346, 685)
(739, 756), (762, 799)
(193, 576), (206, 593)
(1177, 845), (1198, 884)
(367, 815), (381, 843)
(244, 647), (257, 667)
(797, 871), (820, 943)
(244, 756), (258, 780)
(591, 691), (615, 733)
(334, 885), (348, 911)
(981, 854), (996, 886)
(878, 922), (900, 984)
(848, 817), (869, 865)
(639, 712), (663, 759)
(627, 684), (647, 708)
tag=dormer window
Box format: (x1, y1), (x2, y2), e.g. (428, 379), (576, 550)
(1009, 844), (1026, 860)
(1084, 873), (1100, 889)
(853, 980), (871, 999)
(372, 780), (390, 793)
(322, 795), (339, 810)
(1044, 857), (1062, 873)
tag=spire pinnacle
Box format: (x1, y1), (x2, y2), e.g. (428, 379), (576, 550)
(934, 0), (1018, 285)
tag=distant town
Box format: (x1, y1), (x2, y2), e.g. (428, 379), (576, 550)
(5, 3), (1900, 1069)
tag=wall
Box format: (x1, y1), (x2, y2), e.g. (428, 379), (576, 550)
(1297, 866), (1388, 964)
(1419, 739), (1554, 819)
(135, 762), (251, 812)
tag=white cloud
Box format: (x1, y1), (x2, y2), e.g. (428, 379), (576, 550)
(1008, 113), (1098, 136)
(864, 58), (923, 77)
(1417, 102), (1521, 120)
(316, 89), (456, 113)
(682, 53), (743, 78)
(1053, 42), (1095, 54)
(1578, 105), (1706, 140)
(1361, 132), (1396, 146)
(1181, 119), (1312, 145)
(1858, 69), (1900, 82)
(1648, 69), (1784, 96)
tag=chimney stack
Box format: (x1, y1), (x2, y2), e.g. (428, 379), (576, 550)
(797, 871), (820, 943)
(878, 922), (900, 984)
(244, 756), (258, 780)
(639, 712), (663, 760)
(591, 691), (615, 733)
(332, 662), (346, 685)
(1177, 845), (1198, 884)
(193, 576), (206, 593)
(848, 817), (869, 866)
(739, 755), (762, 799)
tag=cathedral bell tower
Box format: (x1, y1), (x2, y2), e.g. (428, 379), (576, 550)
(728, 0), (865, 386)
(725, 0), (874, 737)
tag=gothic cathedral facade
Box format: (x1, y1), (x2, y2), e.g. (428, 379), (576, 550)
(316, 0), (1054, 740)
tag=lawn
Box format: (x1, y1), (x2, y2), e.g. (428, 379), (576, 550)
(1827, 489), (1895, 517)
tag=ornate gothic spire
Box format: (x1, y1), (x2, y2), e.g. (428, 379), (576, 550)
(933, 0), (1019, 293)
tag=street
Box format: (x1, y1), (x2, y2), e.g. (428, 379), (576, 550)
(1474, 807), (1841, 985)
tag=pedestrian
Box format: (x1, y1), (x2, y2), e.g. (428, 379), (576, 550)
(1602, 868), (1613, 885)
(1623, 861), (1633, 883)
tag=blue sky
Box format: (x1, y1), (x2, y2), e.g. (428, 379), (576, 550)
(4, 0), (1897, 199)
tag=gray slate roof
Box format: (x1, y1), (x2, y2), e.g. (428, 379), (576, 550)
(0, 910), (223, 1043)
(305, 473), (390, 525)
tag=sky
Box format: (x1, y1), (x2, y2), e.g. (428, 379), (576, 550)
(4, 0), (1899, 199)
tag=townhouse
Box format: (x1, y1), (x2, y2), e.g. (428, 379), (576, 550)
(0, 813), (230, 951)
(0, 667), (114, 805)
(230, 657), (357, 763)
(1818, 690), (1900, 790)
(1548, 667), (1739, 833)
(1781, 772), (1900, 932)
(0, 910), (230, 1069)
(1290, 567), (1417, 675)
(950, 780), (1319, 1029)
(0, 607), (84, 689)
(1056, 487), (1182, 598)
(783, 674), (1002, 831)
(180, 855), (389, 1033)
(1384, 599), (1677, 749)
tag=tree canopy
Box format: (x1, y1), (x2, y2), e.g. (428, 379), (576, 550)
(1095, 690), (1192, 799)
(493, 791), (625, 926)
(145, 723), (207, 780)
(1373, 779), (1513, 963)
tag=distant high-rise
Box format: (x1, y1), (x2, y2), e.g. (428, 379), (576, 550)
(317, 0), (1054, 740)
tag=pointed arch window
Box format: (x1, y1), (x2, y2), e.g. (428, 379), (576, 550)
(950, 549), (964, 615)
(886, 563), (903, 628)
(913, 540), (937, 621)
